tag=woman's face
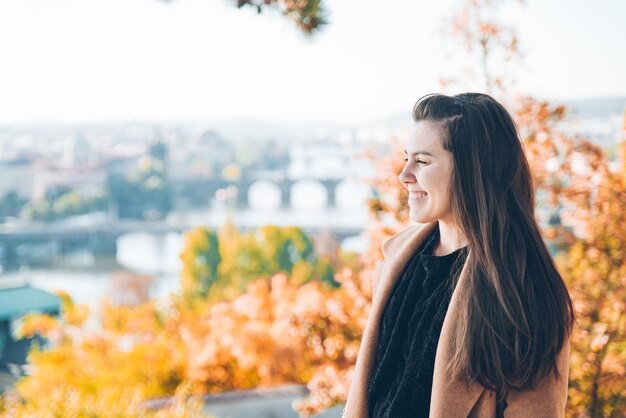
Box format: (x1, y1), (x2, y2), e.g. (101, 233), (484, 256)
(399, 120), (455, 224)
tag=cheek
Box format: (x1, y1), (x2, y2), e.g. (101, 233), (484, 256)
(417, 168), (440, 192)
(418, 167), (451, 200)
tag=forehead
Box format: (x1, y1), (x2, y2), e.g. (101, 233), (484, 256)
(406, 121), (445, 155)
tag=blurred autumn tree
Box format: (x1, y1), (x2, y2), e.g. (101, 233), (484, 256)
(438, 0), (524, 97)
(161, 0), (327, 35)
(546, 124), (626, 418)
(1, 292), (208, 417)
(180, 217), (338, 306)
(234, 0), (327, 34)
(2, 268), (368, 416)
(180, 227), (221, 301)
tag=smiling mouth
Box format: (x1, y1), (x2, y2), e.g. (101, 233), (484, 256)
(409, 191), (428, 202)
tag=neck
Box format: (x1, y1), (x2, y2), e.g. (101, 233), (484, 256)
(434, 218), (468, 256)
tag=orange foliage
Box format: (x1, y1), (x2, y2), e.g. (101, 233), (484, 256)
(3, 263), (374, 416)
(550, 138), (626, 417)
(179, 268), (372, 413)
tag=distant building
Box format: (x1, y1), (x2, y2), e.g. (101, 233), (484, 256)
(148, 140), (168, 163)
(60, 135), (92, 169)
(0, 279), (61, 393)
(0, 157), (36, 201)
(170, 131), (236, 182)
(32, 162), (107, 202)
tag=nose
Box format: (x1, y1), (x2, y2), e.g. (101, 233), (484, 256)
(398, 164), (415, 185)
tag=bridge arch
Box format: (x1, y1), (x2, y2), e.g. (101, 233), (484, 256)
(334, 178), (374, 210)
(248, 180), (282, 210)
(290, 180), (327, 210)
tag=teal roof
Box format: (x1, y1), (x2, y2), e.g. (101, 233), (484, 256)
(0, 286), (60, 321)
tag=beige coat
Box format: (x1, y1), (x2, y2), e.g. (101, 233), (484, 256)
(342, 220), (570, 418)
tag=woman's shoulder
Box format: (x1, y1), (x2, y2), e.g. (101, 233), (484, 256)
(381, 221), (437, 258)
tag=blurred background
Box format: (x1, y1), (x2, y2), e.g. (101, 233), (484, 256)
(0, 0), (624, 417)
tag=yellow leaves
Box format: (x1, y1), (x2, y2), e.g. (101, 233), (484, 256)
(602, 352), (626, 377)
(16, 313), (62, 342)
(6, 293), (193, 415)
(99, 299), (163, 335)
(149, 385), (207, 418)
(293, 280), (324, 315)
(174, 266), (372, 415)
(180, 226), (221, 302)
(3, 386), (148, 418)
(187, 221), (326, 304)
(589, 334), (609, 354)
(290, 259), (314, 286)
(46, 290), (90, 328)
(63, 303), (90, 327)
(554, 147), (626, 416)
(589, 323), (610, 353)
(321, 334), (343, 360)
(293, 364), (352, 416)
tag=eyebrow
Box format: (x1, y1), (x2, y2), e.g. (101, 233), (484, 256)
(404, 150), (435, 157)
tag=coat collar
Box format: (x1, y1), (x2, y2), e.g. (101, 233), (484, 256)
(344, 220), (485, 418)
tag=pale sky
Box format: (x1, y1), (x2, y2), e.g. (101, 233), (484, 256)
(0, 0), (624, 125)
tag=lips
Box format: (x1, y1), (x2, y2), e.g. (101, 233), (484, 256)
(408, 191), (428, 201)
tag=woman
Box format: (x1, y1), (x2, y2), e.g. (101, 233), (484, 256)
(342, 93), (575, 418)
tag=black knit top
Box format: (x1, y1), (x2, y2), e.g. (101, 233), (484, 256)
(367, 225), (468, 418)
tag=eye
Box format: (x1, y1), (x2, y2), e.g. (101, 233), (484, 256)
(404, 158), (427, 164)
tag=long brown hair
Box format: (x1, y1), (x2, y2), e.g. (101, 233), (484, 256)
(412, 93), (575, 402)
